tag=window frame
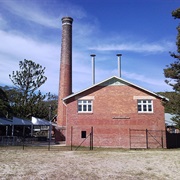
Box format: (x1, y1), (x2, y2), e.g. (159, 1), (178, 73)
(78, 100), (93, 113)
(137, 99), (153, 113)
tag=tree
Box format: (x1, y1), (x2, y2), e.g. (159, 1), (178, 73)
(0, 87), (12, 118)
(164, 8), (180, 92)
(9, 59), (47, 105)
(2, 86), (23, 117)
(31, 92), (58, 120)
(9, 59), (47, 118)
(158, 91), (180, 114)
(2, 86), (58, 120)
(164, 8), (180, 129)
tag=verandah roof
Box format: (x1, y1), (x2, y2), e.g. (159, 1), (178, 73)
(0, 118), (13, 125)
(0, 117), (53, 126)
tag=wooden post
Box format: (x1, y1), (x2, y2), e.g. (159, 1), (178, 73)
(161, 130), (163, 148)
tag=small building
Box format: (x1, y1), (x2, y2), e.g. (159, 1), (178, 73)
(61, 76), (168, 148)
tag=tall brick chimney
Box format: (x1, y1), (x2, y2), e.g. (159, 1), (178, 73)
(57, 17), (73, 127)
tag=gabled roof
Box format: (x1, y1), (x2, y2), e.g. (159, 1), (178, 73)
(63, 76), (168, 101)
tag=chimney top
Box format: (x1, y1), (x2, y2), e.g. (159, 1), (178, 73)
(61, 17), (73, 25)
(116, 54), (122, 57)
(90, 54), (96, 57)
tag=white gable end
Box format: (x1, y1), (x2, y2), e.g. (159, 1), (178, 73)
(100, 78), (127, 86)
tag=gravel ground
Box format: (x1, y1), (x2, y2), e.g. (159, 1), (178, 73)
(0, 147), (180, 180)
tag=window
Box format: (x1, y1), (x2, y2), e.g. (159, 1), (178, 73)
(81, 131), (86, 138)
(78, 100), (92, 112)
(137, 100), (153, 113)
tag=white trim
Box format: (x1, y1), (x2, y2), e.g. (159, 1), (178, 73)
(75, 96), (94, 100)
(133, 96), (156, 100)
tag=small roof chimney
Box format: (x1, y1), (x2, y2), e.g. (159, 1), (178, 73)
(116, 54), (122, 77)
(90, 54), (96, 85)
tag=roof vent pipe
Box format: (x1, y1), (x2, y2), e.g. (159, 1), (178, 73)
(90, 54), (96, 85)
(116, 54), (122, 77)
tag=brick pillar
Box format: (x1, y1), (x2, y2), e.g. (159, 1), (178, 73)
(57, 17), (73, 128)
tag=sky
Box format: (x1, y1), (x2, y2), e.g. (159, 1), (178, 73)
(0, 0), (179, 95)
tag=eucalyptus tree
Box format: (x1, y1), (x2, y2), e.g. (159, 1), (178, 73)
(164, 8), (180, 129)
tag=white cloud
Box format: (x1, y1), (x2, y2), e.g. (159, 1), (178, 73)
(0, 0), (87, 29)
(0, 29), (60, 93)
(121, 70), (172, 92)
(88, 41), (174, 53)
(122, 71), (164, 86)
(0, 0), (60, 29)
(0, 15), (7, 29)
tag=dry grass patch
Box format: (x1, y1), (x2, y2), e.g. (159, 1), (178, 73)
(0, 147), (180, 180)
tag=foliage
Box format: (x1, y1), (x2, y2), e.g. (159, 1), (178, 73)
(164, 8), (180, 92)
(158, 92), (180, 113)
(7, 59), (57, 119)
(9, 59), (47, 105)
(163, 8), (180, 129)
(2, 86), (58, 120)
(0, 87), (12, 118)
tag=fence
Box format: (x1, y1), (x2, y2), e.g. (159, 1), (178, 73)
(1, 127), (179, 150)
(129, 129), (166, 149)
(70, 126), (167, 149)
(0, 135), (52, 150)
(70, 126), (93, 150)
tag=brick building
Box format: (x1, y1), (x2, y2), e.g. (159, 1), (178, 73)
(63, 76), (167, 148)
(56, 17), (168, 148)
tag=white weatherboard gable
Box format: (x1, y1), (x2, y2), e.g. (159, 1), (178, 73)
(100, 78), (127, 86)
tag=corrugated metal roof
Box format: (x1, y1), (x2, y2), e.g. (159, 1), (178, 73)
(31, 117), (51, 125)
(13, 117), (33, 125)
(0, 117), (52, 126)
(0, 118), (13, 125)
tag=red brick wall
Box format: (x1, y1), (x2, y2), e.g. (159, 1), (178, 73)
(65, 85), (166, 148)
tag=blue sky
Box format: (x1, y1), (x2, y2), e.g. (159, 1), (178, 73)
(0, 0), (179, 94)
